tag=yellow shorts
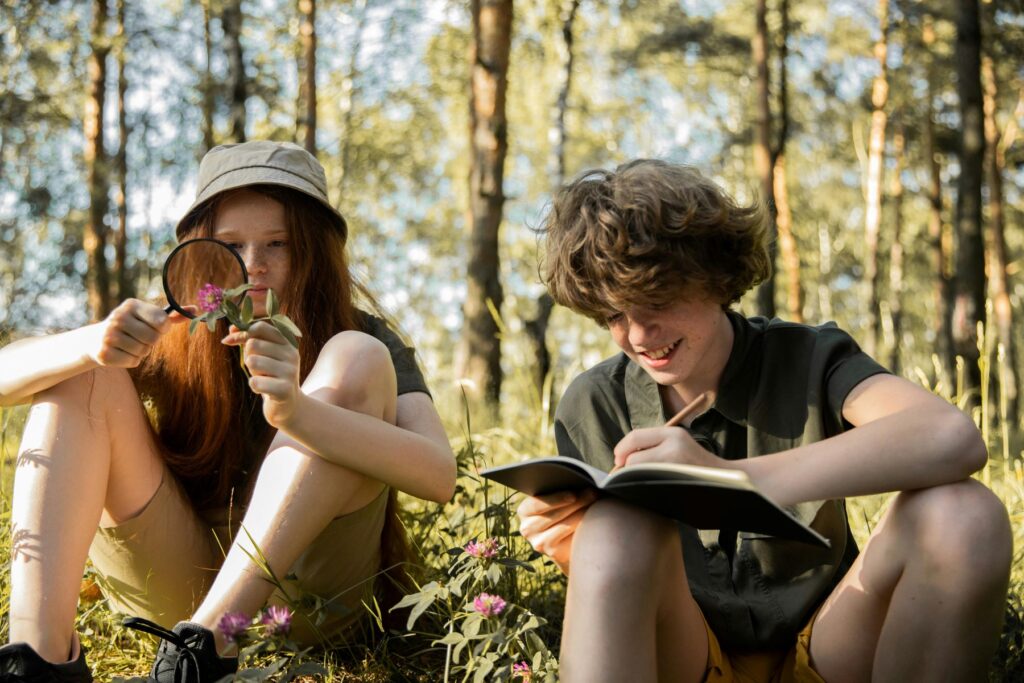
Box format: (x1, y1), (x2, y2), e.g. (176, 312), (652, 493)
(88, 473), (388, 645)
(703, 609), (824, 683)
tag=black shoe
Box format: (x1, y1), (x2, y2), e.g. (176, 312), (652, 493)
(0, 639), (92, 682)
(123, 618), (238, 683)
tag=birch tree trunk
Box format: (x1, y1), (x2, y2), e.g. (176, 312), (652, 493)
(459, 0), (512, 407)
(863, 0), (889, 358)
(85, 0), (112, 320)
(953, 0), (986, 403)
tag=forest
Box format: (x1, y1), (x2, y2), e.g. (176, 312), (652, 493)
(1, 0), (1023, 679)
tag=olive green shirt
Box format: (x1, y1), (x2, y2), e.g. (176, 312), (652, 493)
(360, 311), (430, 397)
(554, 312), (889, 649)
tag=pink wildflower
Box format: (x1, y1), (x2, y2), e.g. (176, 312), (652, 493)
(197, 283), (224, 313)
(472, 592), (507, 618)
(464, 537), (500, 559)
(217, 611), (251, 643)
(512, 661), (532, 682)
(260, 605), (293, 636)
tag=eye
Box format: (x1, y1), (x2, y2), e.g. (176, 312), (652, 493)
(269, 240), (288, 248)
(605, 312), (624, 326)
(225, 242), (243, 250)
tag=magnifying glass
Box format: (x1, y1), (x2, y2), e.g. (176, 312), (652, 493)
(161, 238), (248, 319)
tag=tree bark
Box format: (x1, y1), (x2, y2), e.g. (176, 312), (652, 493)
(85, 0), (112, 321)
(952, 0), (986, 403)
(981, 54), (1018, 422)
(114, 0), (131, 302)
(752, 0), (776, 319)
(862, 0), (889, 358)
(923, 16), (955, 393)
(337, 0), (369, 202)
(201, 0), (215, 153)
(222, 0), (247, 143)
(771, 0), (800, 322)
(526, 0), (580, 401)
(297, 0), (317, 155)
(459, 0), (512, 407)
(886, 122), (904, 374)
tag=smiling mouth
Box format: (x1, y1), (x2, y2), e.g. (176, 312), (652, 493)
(641, 339), (680, 361)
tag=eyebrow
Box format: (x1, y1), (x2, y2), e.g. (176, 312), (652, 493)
(213, 229), (289, 240)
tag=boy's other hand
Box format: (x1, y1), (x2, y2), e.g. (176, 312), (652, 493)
(516, 489), (597, 575)
(614, 426), (724, 469)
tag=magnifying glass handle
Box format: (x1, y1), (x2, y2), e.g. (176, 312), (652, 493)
(164, 303), (174, 314)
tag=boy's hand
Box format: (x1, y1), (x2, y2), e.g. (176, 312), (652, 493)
(516, 489), (597, 574)
(614, 426), (724, 469)
(222, 321), (301, 428)
(87, 299), (188, 368)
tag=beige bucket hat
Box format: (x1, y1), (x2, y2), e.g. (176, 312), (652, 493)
(175, 140), (346, 238)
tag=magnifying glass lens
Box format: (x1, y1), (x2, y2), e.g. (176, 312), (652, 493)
(163, 239), (247, 319)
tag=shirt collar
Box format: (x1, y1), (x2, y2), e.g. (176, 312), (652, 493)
(623, 310), (762, 429)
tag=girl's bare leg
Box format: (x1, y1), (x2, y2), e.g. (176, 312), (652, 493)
(10, 368), (164, 663)
(560, 499), (709, 683)
(190, 332), (397, 650)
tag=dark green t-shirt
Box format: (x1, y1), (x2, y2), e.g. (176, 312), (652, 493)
(360, 311), (430, 397)
(554, 311), (889, 650)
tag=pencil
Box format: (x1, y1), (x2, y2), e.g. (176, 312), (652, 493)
(664, 391), (709, 427)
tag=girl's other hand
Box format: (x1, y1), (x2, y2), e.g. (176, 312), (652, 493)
(87, 299), (186, 368)
(516, 489), (598, 575)
(223, 321), (300, 428)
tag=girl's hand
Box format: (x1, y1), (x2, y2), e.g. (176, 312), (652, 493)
(516, 489), (597, 574)
(613, 426), (724, 469)
(223, 321), (301, 428)
(87, 299), (187, 368)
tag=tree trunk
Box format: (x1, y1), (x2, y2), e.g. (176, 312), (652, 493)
(526, 0), (580, 401)
(981, 54), (1019, 422)
(201, 0), (215, 152)
(222, 0), (247, 143)
(459, 0), (512, 407)
(886, 122), (904, 374)
(771, 0), (800, 322)
(337, 0), (369, 202)
(923, 16), (955, 393)
(297, 0), (317, 155)
(85, 0), (112, 321)
(114, 0), (131, 302)
(752, 0), (776, 319)
(863, 0), (889, 358)
(952, 0), (986, 404)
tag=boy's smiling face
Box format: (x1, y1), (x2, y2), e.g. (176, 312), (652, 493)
(606, 291), (733, 392)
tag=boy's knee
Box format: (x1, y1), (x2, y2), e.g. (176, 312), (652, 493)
(572, 499), (680, 589)
(896, 480), (1012, 586)
(311, 331), (396, 411)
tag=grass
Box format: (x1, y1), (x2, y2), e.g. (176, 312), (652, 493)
(0, 365), (1022, 680)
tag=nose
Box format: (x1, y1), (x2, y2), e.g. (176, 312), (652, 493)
(239, 245), (267, 276)
(627, 315), (657, 348)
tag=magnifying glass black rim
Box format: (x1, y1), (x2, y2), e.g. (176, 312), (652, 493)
(162, 237), (248, 319)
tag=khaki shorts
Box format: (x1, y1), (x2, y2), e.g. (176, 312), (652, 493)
(703, 608), (824, 683)
(89, 473), (388, 646)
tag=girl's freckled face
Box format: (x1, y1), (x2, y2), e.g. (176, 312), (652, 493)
(213, 190), (290, 317)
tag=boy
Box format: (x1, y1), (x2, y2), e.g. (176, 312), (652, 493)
(517, 160), (1012, 682)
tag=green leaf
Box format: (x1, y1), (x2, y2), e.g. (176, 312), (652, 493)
(271, 314), (302, 337)
(273, 320), (300, 349)
(434, 631), (464, 646)
(223, 283), (254, 298)
(223, 299), (242, 327)
(241, 295), (253, 325)
(206, 315), (218, 333)
(189, 317), (201, 335)
(266, 288), (278, 317)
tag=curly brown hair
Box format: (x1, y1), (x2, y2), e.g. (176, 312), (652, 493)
(540, 159), (771, 321)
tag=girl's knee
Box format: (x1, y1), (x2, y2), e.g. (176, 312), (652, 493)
(308, 331), (397, 414)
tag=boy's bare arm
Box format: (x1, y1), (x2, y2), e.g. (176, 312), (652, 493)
(615, 374), (985, 508)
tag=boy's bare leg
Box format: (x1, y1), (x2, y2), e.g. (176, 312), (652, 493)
(810, 479), (1011, 682)
(10, 368), (165, 663)
(561, 499), (708, 683)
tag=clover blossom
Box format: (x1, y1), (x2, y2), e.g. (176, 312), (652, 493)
(197, 283), (225, 313)
(260, 605), (293, 636)
(217, 611), (251, 643)
(464, 537), (500, 560)
(472, 592), (507, 618)
(512, 661), (532, 682)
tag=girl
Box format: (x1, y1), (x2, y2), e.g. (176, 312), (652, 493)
(0, 140), (456, 681)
